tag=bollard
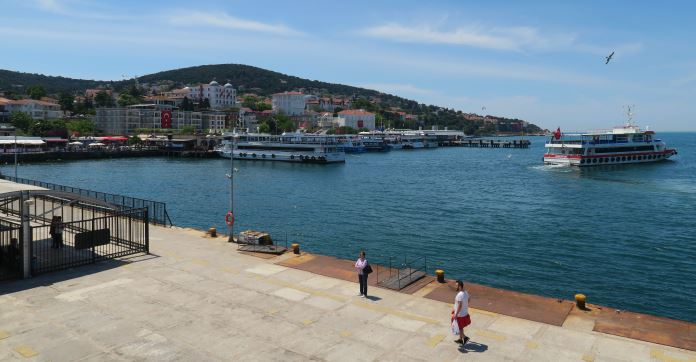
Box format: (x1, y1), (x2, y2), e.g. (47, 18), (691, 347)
(207, 227), (217, 237)
(435, 269), (445, 283)
(291, 243), (300, 254)
(575, 294), (586, 309)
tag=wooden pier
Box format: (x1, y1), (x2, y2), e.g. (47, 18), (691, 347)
(449, 139), (531, 148)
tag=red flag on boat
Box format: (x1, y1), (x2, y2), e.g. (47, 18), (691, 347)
(553, 127), (561, 140)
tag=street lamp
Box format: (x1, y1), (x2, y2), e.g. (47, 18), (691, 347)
(226, 132), (237, 242)
(14, 131), (17, 179)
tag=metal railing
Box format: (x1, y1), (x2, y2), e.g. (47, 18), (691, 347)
(0, 175), (172, 226)
(29, 208), (149, 275)
(0, 220), (21, 280)
(375, 255), (428, 290)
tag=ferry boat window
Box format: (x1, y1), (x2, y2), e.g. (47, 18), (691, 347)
(592, 158), (597, 163)
(610, 157), (615, 162)
(622, 156), (626, 161)
(645, 134), (652, 142)
(615, 135), (628, 143)
(633, 135), (644, 142)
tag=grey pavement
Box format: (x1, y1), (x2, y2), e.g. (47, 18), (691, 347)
(1, 226), (695, 361)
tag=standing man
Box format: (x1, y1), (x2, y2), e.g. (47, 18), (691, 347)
(452, 280), (471, 345)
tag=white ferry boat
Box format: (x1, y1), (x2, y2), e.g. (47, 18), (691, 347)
(218, 132), (345, 163)
(358, 130), (439, 150)
(543, 113), (677, 167)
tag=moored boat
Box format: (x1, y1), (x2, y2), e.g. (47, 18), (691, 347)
(218, 132), (345, 164)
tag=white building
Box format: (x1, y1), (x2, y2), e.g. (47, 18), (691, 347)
(272, 92), (306, 116)
(165, 80), (236, 110)
(336, 109), (376, 130)
(317, 113), (344, 129)
(202, 111), (227, 133)
(95, 105), (203, 135)
(0, 98), (63, 120)
(238, 107), (258, 132)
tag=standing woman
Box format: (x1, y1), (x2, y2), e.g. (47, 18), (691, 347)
(355, 250), (369, 297)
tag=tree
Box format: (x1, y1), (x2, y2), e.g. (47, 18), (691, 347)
(180, 125), (195, 134)
(258, 122), (270, 133)
(127, 135), (142, 145)
(352, 98), (378, 112)
(66, 119), (95, 136)
(26, 85), (46, 100)
(94, 90), (114, 107)
(180, 96), (193, 111)
(29, 119), (67, 137)
(117, 93), (140, 107)
(10, 111), (34, 133)
(57, 92), (75, 112)
(200, 97), (210, 109)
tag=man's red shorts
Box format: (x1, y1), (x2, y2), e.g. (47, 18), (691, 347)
(454, 314), (471, 330)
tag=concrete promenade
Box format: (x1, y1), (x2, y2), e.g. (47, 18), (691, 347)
(1, 226), (695, 361)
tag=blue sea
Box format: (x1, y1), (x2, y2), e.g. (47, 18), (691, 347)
(6, 133), (696, 322)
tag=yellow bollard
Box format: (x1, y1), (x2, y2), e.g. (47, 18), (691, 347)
(207, 227), (217, 237)
(435, 269), (445, 283)
(291, 243), (300, 255)
(575, 294), (586, 309)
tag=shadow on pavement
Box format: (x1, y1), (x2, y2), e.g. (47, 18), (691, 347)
(458, 341), (488, 353)
(366, 295), (382, 302)
(0, 253), (159, 294)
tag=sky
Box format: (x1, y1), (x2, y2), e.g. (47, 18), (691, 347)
(2, 0), (696, 131)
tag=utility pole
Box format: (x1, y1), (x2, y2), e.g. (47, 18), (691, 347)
(226, 132), (237, 242)
(14, 132), (18, 179)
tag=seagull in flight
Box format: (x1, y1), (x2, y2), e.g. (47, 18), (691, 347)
(605, 51), (614, 64)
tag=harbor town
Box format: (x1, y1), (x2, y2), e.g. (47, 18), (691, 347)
(2, 1), (696, 361)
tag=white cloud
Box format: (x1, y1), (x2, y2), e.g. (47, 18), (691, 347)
(168, 11), (304, 36)
(360, 23), (575, 52)
(34, 0), (67, 13)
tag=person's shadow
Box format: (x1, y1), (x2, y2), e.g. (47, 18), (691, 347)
(365, 295), (382, 302)
(458, 341), (488, 353)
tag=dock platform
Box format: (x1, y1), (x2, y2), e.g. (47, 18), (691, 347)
(1, 226), (694, 361)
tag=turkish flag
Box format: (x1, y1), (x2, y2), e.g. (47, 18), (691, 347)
(553, 127), (561, 140)
(161, 110), (172, 129)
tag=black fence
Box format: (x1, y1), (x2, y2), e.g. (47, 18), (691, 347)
(0, 191), (149, 279)
(0, 219), (21, 280)
(0, 176), (172, 226)
(30, 208), (148, 275)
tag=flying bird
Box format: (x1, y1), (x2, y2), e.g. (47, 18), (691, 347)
(605, 51), (614, 64)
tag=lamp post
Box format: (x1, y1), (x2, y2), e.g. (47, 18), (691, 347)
(226, 132), (237, 242)
(14, 132), (17, 179)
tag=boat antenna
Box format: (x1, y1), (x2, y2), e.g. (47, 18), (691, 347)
(624, 105), (635, 127)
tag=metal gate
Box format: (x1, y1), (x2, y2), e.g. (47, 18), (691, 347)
(0, 191), (149, 279)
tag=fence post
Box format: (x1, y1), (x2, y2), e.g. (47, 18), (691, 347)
(144, 209), (149, 254)
(22, 196), (34, 279)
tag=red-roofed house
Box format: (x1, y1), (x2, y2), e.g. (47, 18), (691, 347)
(0, 97), (62, 120)
(337, 109), (375, 130)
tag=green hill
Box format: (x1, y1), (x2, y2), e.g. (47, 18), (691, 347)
(0, 69), (106, 94)
(0, 64), (543, 134)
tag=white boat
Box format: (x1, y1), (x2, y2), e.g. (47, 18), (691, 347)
(358, 130), (439, 150)
(218, 132), (345, 163)
(543, 111), (677, 167)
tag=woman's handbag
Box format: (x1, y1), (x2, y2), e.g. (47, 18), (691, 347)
(364, 263), (373, 274)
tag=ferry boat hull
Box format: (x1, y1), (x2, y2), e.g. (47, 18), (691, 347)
(544, 149), (677, 167)
(543, 114), (677, 167)
(218, 149), (345, 163)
